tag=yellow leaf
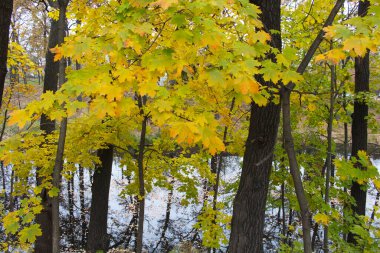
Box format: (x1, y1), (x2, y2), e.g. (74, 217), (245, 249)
(3, 212), (20, 234)
(151, 0), (178, 10)
(256, 30), (271, 42)
(373, 179), (380, 190)
(343, 37), (369, 56)
(100, 84), (124, 102)
(281, 70), (303, 85)
(308, 103), (316, 111)
(50, 46), (63, 62)
(238, 76), (260, 95)
(277, 54), (290, 67)
(315, 49), (346, 65)
(204, 136), (225, 155)
(8, 110), (29, 128)
(323, 26), (336, 40)
(124, 38), (143, 55)
(138, 82), (158, 97)
(314, 213), (329, 226)
(47, 8), (60, 21)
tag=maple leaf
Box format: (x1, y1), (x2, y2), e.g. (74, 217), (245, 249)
(207, 69), (225, 88)
(138, 82), (158, 97)
(48, 187), (59, 197)
(22, 213), (34, 224)
(90, 97), (116, 118)
(277, 53), (290, 67)
(50, 46), (63, 62)
(343, 36), (370, 56)
(323, 26), (337, 40)
(255, 30), (271, 42)
(170, 122), (199, 145)
(238, 76), (260, 95)
(3, 212), (20, 234)
(100, 84), (125, 102)
(115, 97), (137, 117)
(307, 103), (317, 112)
(40, 90), (57, 110)
(314, 213), (329, 226)
(315, 49), (346, 65)
(157, 99), (173, 113)
(8, 109), (29, 128)
(374, 179), (380, 190)
(151, 0), (178, 10)
(281, 70), (303, 85)
(203, 136), (225, 155)
(19, 224), (42, 243)
(251, 93), (268, 107)
(259, 61), (281, 83)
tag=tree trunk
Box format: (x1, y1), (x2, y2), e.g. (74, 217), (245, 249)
(35, 3), (60, 252)
(136, 105), (148, 253)
(323, 62), (336, 252)
(67, 172), (75, 246)
(229, 101), (282, 252)
(228, 0), (282, 252)
(347, 0), (370, 245)
(281, 88), (313, 253)
(79, 166), (87, 248)
(281, 183), (286, 240)
(50, 1), (69, 252)
(52, 116), (68, 253)
(87, 146), (114, 252)
(280, 1), (344, 251)
(0, 0), (13, 108)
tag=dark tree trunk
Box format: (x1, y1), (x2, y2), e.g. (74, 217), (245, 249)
(287, 209), (293, 246)
(280, 1), (344, 251)
(0, 0), (13, 108)
(323, 63), (336, 253)
(52, 116), (68, 253)
(281, 183), (286, 240)
(281, 88), (312, 253)
(347, 0), (370, 245)
(51, 3), (69, 251)
(79, 166), (87, 248)
(87, 146), (114, 252)
(67, 172), (75, 246)
(228, 0), (282, 252)
(35, 6), (60, 253)
(136, 113), (148, 253)
(36, 1), (69, 251)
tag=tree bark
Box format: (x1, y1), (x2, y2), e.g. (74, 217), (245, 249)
(50, 2), (69, 252)
(52, 116), (68, 253)
(229, 101), (282, 252)
(281, 88), (313, 253)
(136, 99), (148, 253)
(228, 0), (282, 252)
(347, 0), (370, 245)
(323, 63), (336, 253)
(67, 172), (75, 246)
(87, 146), (114, 252)
(35, 2), (61, 251)
(0, 0), (13, 108)
(79, 166), (87, 248)
(280, 1), (344, 251)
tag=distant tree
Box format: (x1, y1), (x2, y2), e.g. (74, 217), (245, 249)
(0, 0), (13, 108)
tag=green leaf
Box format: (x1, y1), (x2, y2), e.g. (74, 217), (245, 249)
(48, 187), (60, 197)
(3, 212), (20, 234)
(19, 224), (42, 243)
